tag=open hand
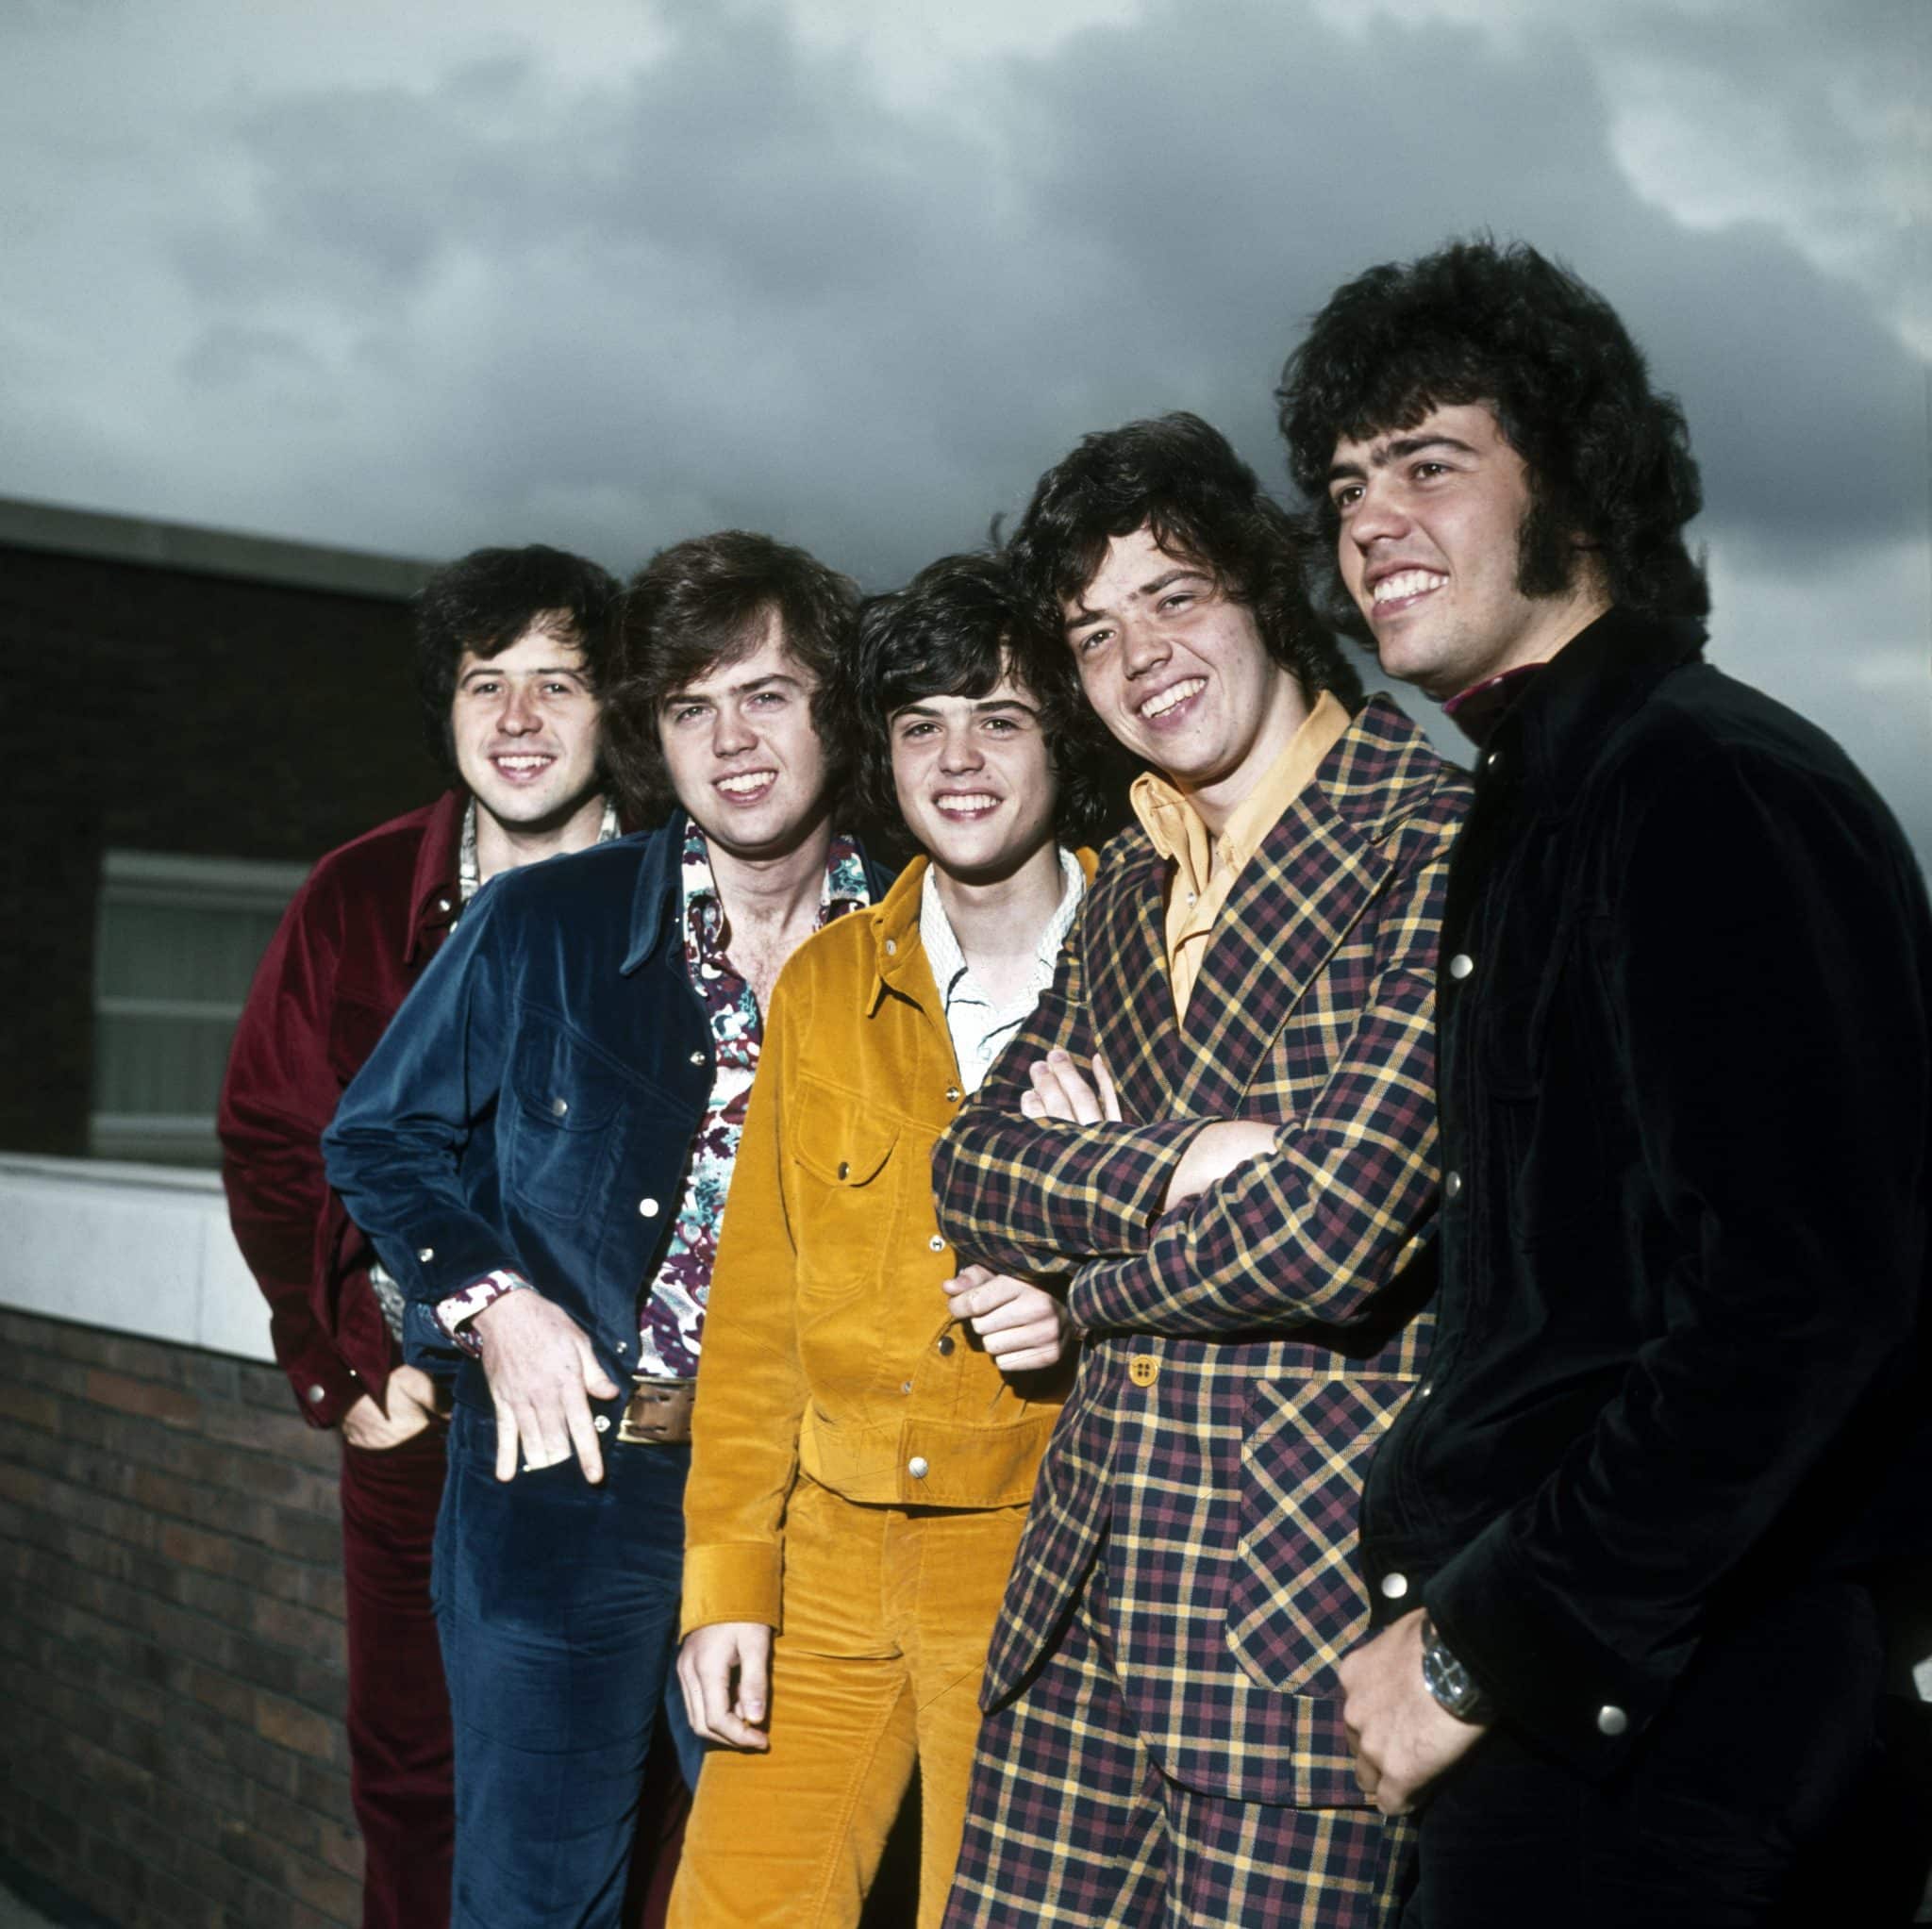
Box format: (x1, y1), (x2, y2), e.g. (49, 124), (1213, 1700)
(471, 1291), (620, 1483)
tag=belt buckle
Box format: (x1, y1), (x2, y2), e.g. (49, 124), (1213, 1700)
(618, 1373), (696, 1446)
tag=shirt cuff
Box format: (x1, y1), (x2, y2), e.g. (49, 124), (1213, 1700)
(434, 1268), (534, 1356)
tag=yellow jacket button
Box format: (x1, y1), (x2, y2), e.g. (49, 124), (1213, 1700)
(1128, 1356), (1158, 1387)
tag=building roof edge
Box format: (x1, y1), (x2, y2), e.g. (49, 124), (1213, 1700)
(0, 493), (436, 601)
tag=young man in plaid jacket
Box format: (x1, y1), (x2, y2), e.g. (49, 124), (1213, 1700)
(932, 414), (1473, 1926)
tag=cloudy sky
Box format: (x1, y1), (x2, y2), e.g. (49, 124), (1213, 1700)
(5, 0), (1927, 856)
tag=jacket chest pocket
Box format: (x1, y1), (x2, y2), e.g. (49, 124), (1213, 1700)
(790, 1076), (906, 1302)
(1224, 1372), (1417, 1697)
(506, 1024), (633, 1222)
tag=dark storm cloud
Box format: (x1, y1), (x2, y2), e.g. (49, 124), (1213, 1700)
(152, 0), (1924, 595)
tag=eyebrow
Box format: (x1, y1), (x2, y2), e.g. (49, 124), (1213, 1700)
(893, 696), (1039, 719)
(1064, 566), (1210, 632)
(460, 663), (585, 683)
(1326, 433), (1480, 485)
(662, 671), (804, 707)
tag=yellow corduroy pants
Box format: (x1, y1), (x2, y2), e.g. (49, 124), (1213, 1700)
(669, 1476), (1030, 1929)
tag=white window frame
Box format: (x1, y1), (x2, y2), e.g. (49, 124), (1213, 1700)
(91, 850), (310, 1166)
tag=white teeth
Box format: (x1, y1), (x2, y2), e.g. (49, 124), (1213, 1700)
(936, 794), (998, 812)
(1140, 677), (1206, 720)
(1373, 569), (1446, 604)
(496, 756), (551, 771)
(717, 772), (774, 795)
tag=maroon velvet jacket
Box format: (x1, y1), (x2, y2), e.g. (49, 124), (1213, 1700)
(218, 792), (466, 1426)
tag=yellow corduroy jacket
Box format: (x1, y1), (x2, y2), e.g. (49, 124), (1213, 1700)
(680, 851), (1092, 1636)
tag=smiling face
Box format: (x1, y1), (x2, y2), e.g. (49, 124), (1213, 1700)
(889, 664), (1058, 887)
(655, 610), (832, 861)
(452, 623), (606, 837)
(1063, 523), (1307, 832)
(1328, 401), (1609, 699)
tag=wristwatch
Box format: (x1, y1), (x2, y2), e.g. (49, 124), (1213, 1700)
(1419, 1613), (1491, 1722)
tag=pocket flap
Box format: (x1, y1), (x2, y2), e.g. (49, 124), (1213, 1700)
(793, 1094), (901, 1187)
(510, 1024), (631, 1132)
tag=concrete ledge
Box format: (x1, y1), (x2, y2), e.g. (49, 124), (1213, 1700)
(0, 1154), (272, 1364)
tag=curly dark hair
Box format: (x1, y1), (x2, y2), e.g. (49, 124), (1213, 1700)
(1009, 412), (1363, 720)
(604, 529), (860, 822)
(848, 552), (1120, 851)
(413, 545), (624, 779)
(1276, 237), (1708, 632)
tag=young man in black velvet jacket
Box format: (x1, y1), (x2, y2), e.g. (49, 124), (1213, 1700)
(1277, 237), (1932, 1927)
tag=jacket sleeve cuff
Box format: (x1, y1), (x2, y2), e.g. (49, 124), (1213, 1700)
(1425, 1522), (1674, 1781)
(281, 1353), (362, 1430)
(679, 1543), (785, 1638)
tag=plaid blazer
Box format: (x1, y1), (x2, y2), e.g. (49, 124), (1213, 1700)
(932, 696), (1472, 1809)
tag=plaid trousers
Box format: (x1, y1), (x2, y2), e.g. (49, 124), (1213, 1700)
(942, 1549), (1407, 1928)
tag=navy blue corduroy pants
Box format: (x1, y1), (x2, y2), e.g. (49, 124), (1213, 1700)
(435, 1400), (702, 1929)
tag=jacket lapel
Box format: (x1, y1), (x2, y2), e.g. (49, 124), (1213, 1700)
(1087, 838), (1192, 1107)
(1174, 784), (1391, 1111)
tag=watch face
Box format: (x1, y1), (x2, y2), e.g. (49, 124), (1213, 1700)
(1421, 1621), (1487, 1721)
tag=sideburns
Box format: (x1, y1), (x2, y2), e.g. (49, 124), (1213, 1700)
(1513, 491), (1580, 603)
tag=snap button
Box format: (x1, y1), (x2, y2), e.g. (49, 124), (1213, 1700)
(885, 939), (897, 955)
(907, 1455), (927, 1478)
(639, 1197), (659, 1218)
(900, 1379), (913, 1395)
(592, 1415), (610, 1434)
(615, 1340), (628, 1354)
(689, 1049), (707, 1066)
(1419, 1380), (1434, 1398)
(436, 897), (452, 914)
(936, 1334), (955, 1356)
(927, 1234), (945, 1253)
(1596, 1705), (1628, 1737)
(1444, 1171), (1463, 1200)
(306, 1384), (325, 1405)
(837, 1160), (851, 1180)
(416, 1246), (435, 1262)
(1379, 1571), (1409, 1601)
(1128, 1356), (1158, 1388)
(1448, 954), (1474, 980)
(944, 1086), (961, 1103)
(551, 1096), (569, 1117)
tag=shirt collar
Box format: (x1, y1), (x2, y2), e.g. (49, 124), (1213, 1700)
(405, 789), (471, 963)
(1442, 663), (1546, 747)
(455, 794), (620, 923)
(681, 819), (871, 961)
(1130, 688), (1351, 891)
(918, 846), (1085, 1012)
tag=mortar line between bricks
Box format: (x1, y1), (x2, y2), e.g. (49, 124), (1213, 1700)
(32, 1803), (357, 1929)
(5, 1621), (349, 1799)
(3, 1537), (351, 1772)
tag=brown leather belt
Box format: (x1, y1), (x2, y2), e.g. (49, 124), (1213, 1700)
(619, 1374), (695, 1446)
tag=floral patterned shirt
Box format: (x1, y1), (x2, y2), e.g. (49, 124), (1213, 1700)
(634, 823), (870, 1377)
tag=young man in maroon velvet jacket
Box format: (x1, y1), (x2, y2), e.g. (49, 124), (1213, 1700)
(217, 543), (625, 1929)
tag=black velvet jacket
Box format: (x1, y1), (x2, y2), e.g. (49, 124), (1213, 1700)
(1358, 607), (1932, 1777)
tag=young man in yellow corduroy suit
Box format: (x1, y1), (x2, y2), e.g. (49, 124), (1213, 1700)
(668, 552), (1115, 1928)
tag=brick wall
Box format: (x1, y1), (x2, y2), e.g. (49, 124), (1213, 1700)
(0, 1307), (358, 1929)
